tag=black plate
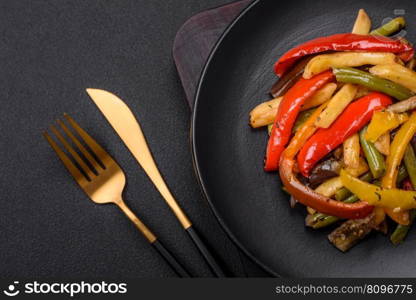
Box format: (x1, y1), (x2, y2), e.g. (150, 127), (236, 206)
(192, 0), (416, 277)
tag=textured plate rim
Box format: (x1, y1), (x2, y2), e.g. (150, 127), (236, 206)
(190, 0), (279, 277)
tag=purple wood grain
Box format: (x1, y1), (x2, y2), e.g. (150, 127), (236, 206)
(173, 0), (251, 108)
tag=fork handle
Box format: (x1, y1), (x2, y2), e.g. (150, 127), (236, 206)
(152, 240), (190, 277)
(186, 226), (226, 277)
(116, 201), (190, 277)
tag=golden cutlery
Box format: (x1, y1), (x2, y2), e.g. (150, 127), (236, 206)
(86, 89), (225, 277)
(43, 114), (190, 277)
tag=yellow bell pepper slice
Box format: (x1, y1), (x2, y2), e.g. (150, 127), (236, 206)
(382, 111), (416, 189)
(340, 169), (416, 210)
(365, 111), (408, 143)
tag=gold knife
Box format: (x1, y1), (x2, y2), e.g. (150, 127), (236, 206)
(86, 88), (225, 277)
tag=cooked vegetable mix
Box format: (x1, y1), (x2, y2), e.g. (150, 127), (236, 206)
(370, 17), (406, 36)
(248, 9), (416, 251)
(333, 67), (413, 100)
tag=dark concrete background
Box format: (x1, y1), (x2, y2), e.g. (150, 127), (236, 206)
(0, 0), (268, 277)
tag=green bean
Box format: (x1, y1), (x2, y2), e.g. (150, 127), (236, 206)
(370, 17), (406, 36)
(335, 172), (373, 201)
(404, 145), (416, 187)
(308, 167), (407, 230)
(306, 194), (359, 229)
(389, 149), (416, 245)
(293, 108), (316, 133)
(333, 67), (413, 101)
(334, 187), (352, 202)
(391, 210), (416, 245)
(359, 127), (386, 179)
(397, 164), (408, 184)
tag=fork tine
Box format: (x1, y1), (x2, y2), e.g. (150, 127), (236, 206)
(57, 119), (104, 173)
(43, 131), (89, 187)
(50, 125), (96, 180)
(64, 113), (112, 167)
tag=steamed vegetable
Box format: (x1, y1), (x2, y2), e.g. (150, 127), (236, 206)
(374, 133), (391, 156)
(328, 213), (376, 252)
(305, 193), (360, 229)
(343, 133), (360, 169)
(370, 64), (416, 93)
(284, 102), (328, 158)
(250, 82), (336, 128)
(359, 126), (386, 179)
(390, 180), (416, 245)
(365, 111), (408, 143)
(404, 145), (416, 188)
(303, 52), (398, 79)
(274, 33), (414, 76)
(297, 93), (392, 176)
(248, 10), (416, 251)
(381, 112), (416, 189)
(270, 56), (312, 98)
(333, 67), (413, 100)
(280, 156), (374, 219)
(302, 83), (337, 110)
(335, 172), (372, 201)
(370, 17), (406, 36)
(391, 210), (416, 245)
(249, 97), (283, 128)
(352, 9), (371, 35)
(314, 158), (368, 197)
(265, 71), (334, 171)
(341, 169), (416, 210)
(309, 166), (408, 229)
(315, 84), (358, 128)
(309, 158), (341, 187)
(387, 96), (416, 113)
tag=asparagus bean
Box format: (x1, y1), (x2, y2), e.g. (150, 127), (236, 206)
(333, 67), (413, 101)
(370, 17), (406, 36)
(359, 127), (386, 179)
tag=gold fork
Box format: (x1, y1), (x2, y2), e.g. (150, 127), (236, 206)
(43, 114), (190, 277)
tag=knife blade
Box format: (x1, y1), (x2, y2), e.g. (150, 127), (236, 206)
(86, 88), (225, 277)
(86, 88), (191, 228)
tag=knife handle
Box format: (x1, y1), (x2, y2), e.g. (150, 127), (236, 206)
(152, 240), (191, 277)
(186, 226), (226, 277)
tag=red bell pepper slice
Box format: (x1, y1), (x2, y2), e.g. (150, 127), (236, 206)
(274, 33), (414, 77)
(264, 70), (334, 171)
(297, 92), (393, 177)
(280, 155), (374, 219)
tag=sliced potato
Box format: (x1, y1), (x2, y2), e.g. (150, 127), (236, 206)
(374, 133), (390, 156)
(250, 83), (337, 128)
(370, 64), (416, 93)
(387, 96), (416, 113)
(302, 83), (337, 110)
(303, 52), (398, 79)
(249, 96), (283, 128)
(343, 133), (360, 169)
(315, 84), (358, 128)
(315, 177), (344, 197)
(352, 9), (372, 34)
